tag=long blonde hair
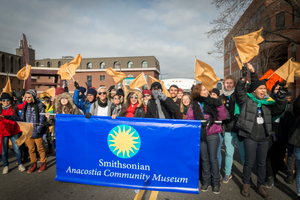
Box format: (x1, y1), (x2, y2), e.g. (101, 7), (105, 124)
(179, 94), (191, 113)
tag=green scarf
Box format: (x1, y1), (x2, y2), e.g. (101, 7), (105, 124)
(234, 93), (285, 123)
(183, 106), (189, 115)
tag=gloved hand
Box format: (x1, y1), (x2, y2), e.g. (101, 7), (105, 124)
(158, 90), (167, 101)
(85, 113), (92, 119)
(42, 134), (47, 143)
(3, 115), (12, 120)
(108, 85), (115, 92)
(42, 121), (50, 128)
(241, 66), (248, 78)
(74, 81), (80, 90)
(277, 87), (287, 99)
(85, 80), (92, 89)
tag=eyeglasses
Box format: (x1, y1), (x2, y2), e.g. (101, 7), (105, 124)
(143, 94), (150, 97)
(130, 96), (138, 99)
(98, 92), (107, 95)
(114, 97), (120, 100)
(1, 99), (10, 102)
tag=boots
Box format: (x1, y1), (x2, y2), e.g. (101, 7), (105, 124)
(265, 176), (274, 189)
(38, 162), (47, 172)
(241, 184), (250, 197)
(286, 173), (294, 184)
(27, 163), (37, 173)
(258, 185), (271, 199)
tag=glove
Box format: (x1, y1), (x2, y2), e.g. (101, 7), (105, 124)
(108, 85), (115, 92)
(85, 80), (92, 89)
(42, 134), (47, 143)
(3, 115), (12, 120)
(85, 113), (92, 119)
(277, 88), (287, 99)
(42, 121), (50, 128)
(74, 81), (80, 90)
(241, 66), (248, 78)
(158, 90), (167, 101)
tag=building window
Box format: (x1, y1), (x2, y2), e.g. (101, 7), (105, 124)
(87, 75), (92, 82)
(58, 61), (62, 68)
(142, 61), (148, 68)
(18, 79), (21, 84)
(18, 59), (22, 70)
(127, 61), (133, 68)
(144, 74), (147, 81)
(257, 5), (264, 23)
(37, 76), (40, 79)
(113, 61), (120, 69)
(1, 55), (5, 72)
(276, 12), (285, 28)
(49, 86), (51, 88)
(265, 18), (271, 32)
(10, 57), (14, 73)
(100, 62), (105, 69)
(38, 85), (40, 88)
(292, 9), (298, 24)
(36, 62), (40, 67)
(87, 62), (92, 69)
(100, 75), (105, 81)
(2, 77), (4, 83)
(49, 76), (51, 79)
(47, 61), (51, 67)
(10, 78), (13, 84)
(127, 74), (133, 77)
(292, 44), (297, 61)
(142, 85), (148, 90)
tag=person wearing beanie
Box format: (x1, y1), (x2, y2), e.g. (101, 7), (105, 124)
(146, 82), (178, 119)
(142, 89), (152, 114)
(177, 88), (184, 99)
(73, 82), (97, 114)
(0, 92), (26, 174)
(7, 89), (47, 173)
(235, 66), (287, 199)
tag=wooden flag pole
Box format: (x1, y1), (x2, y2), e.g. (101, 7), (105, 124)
(65, 67), (76, 82)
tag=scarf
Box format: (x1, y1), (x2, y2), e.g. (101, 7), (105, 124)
(98, 98), (108, 108)
(191, 96), (222, 141)
(126, 103), (138, 117)
(183, 106), (189, 115)
(2, 104), (11, 110)
(222, 87), (235, 96)
(152, 90), (165, 119)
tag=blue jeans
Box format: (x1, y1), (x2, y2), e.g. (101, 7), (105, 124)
(294, 147), (300, 196)
(2, 133), (22, 167)
(200, 134), (220, 187)
(218, 133), (223, 170)
(224, 132), (245, 175)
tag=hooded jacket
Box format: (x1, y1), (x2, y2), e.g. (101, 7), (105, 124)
(55, 93), (82, 115)
(119, 89), (145, 118)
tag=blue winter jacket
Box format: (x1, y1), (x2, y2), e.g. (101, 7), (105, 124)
(11, 101), (46, 138)
(73, 89), (92, 114)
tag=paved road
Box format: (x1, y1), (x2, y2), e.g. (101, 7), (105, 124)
(0, 146), (298, 200)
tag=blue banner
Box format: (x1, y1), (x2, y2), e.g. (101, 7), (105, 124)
(55, 115), (201, 194)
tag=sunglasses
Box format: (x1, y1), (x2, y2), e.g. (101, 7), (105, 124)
(1, 99), (10, 102)
(143, 94), (150, 97)
(114, 97), (120, 100)
(130, 96), (138, 99)
(98, 92), (107, 95)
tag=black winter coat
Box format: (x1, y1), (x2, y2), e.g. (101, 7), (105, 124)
(289, 94), (300, 147)
(145, 97), (179, 119)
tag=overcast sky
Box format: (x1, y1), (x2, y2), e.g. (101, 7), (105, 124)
(0, 0), (225, 79)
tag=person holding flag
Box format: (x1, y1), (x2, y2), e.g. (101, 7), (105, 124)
(73, 81), (97, 114)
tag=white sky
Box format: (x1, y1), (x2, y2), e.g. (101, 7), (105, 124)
(0, 0), (225, 79)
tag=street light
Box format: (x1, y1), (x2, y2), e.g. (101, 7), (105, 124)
(207, 50), (232, 75)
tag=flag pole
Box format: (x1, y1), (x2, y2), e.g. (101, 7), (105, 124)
(65, 67), (76, 82)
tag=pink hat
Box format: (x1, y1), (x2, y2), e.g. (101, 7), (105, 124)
(142, 89), (152, 96)
(55, 87), (65, 96)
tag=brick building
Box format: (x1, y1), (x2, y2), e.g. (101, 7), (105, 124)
(224, 0), (300, 99)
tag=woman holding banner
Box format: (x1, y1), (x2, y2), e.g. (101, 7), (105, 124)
(186, 83), (226, 195)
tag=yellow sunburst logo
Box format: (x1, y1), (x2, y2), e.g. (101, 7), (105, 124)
(107, 125), (141, 159)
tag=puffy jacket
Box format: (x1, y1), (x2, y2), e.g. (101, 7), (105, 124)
(11, 101), (46, 138)
(73, 89), (92, 114)
(0, 105), (21, 137)
(235, 78), (287, 141)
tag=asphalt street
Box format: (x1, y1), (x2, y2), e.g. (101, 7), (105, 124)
(0, 145), (298, 200)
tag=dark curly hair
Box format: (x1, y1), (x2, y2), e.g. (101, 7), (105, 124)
(191, 83), (205, 101)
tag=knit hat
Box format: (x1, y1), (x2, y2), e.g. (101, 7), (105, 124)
(116, 88), (124, 97)
(26, 89), (37, 99)
(79, 87), (86, 94)
(0, 92), (11, 100)
(178, 88), (184, 93)
(251, 79), (267, 92)
(87, 88), (97, 97)
(55, 87), (65, 96)
(211, 88), (220, 97)
(150, 82), (162, 91)
(286, 91), (292, 97)
(142, 89), (152, 96)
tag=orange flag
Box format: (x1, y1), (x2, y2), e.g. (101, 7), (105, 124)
(259, 69), (283, 91)
(1, 76), (12, 95)
(149, 75), (171, 97)
(234, 28), (264, 64)
(129, 73), (148, 89)
(275, 59), (300, 86)
(15, 122), (34, 146)
(17, 64), (31, 80)
(194, 59), (220, 92)
(57, 54), (82, 80)
(235, 56), (243, 70)
(40, 88), (55, 99)
(106, 67), (127, 84)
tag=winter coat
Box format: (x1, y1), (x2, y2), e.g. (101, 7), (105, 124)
(119, 89), (145, 118)
(173, 98), (183, 119)
(289, 94), (300, 147)
(89, 99), (113, 116)
(145, 97), (179, 119)
(235, 78), (287, 141)
(185, 103), (227, 135)
(0, 105), (21, 137)
(73, 89), (92, 114)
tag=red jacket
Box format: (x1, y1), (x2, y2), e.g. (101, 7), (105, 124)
(0, 106), (21, 137)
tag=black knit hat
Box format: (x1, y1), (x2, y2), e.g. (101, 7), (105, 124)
(211, 88), (220, 97)
(0, 92), (11, 100)
(116, 88), (124, 97)
(251, 79), (268, 92)
(150, 82), (162, 91)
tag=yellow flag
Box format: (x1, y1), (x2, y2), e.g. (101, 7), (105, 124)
(275, 59), (300, 86)
(129, 73), (147, 89)
(40, 88), (55, 99)
(106, 67), (127, 84)
(1, 76), (12, 95)
(57, 54), (82, 80)
(149, 75), (171, 97)
(17, 64), (31, 80)
(234, 28), (264, 64)
(194, 59), (220, 92)
(235, 56), (243, 70)
(15, 122), (34, 146)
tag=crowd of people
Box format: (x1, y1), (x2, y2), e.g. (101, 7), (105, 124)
(1, 63), (300, 199)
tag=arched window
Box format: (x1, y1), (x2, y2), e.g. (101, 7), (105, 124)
(127, 61), (133, 68)
(1, 55), (5, 72)
(142, 61), (148, 68)
(58, 61), (62, 68)
(100, 62), (105, 69)
(18, 58), (22, 70)
(87, 62), (92, 69)
(47, 61), (51, 67)
(36, 62), (40, 67)
(10, 57), (14, 73)
(113, 61), (120, 69)
(292, 44), (297, 61)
